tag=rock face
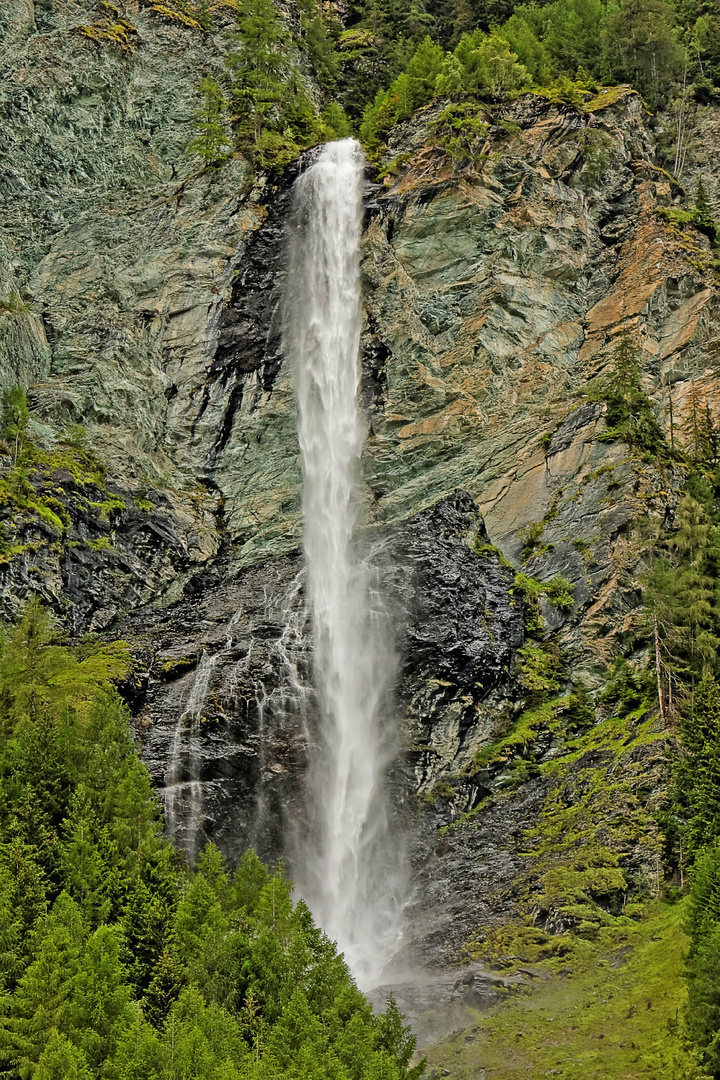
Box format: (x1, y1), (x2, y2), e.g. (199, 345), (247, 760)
(386, 492), (524, 810)
(1, 0), (719, 977)
(124, 492), (523, 869)
(361, 90), (718, 677)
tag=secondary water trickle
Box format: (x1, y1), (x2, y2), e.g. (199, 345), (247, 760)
(164, 648), (219, 861)
(164, 610), (243, 859)
(283, 139), (405, 989)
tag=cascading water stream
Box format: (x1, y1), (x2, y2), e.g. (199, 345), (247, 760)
(164, 648), (219, 860)
(165, 610), (244, 859)
(284, 139), (405, 989)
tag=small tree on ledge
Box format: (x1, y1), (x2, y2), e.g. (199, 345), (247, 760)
(187, 76), (232, 167)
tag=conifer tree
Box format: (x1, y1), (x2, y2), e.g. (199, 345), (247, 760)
(1, 387), (29, 465)
(595, 332), (669, 458)
(694, 178), (718, 243)
(188, 76), (232, 167)
(34, 1030), (92, 1080)
(106, 1014), (163, 1079)
(297, 0), (342, 93)
(669, 497), (720, 671)
(685, 842), (720, 1071)
(678, 673), (720, 856)
(65, 926), (136, 1071)
(60, 789), (113, 925)
(143, 949), (186, 1028)
(0, 836), (48, 976)
(0, 599), (129, 726)
(229, 848), (270, 915)
(0, 893), (85, 1075)
(0, 601), (422, 1080)
(602, 0), (685, 109)
(229, 0), (293, 145)
(0, 865), (22, 992)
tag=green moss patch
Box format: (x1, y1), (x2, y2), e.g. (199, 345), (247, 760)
(159, 656), (198, 680)
(76, 17), (140, 52)
(584, 85), (634, 112)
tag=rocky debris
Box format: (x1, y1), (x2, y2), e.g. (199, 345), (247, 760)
(368, 965), (530, 1050)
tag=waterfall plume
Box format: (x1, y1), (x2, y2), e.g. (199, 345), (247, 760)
(283, 139), (405, 989)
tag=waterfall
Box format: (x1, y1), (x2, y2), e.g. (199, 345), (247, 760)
(164, 610), (243, 859)
(164, 649), (219, 860)
(283, 139), (404, 989)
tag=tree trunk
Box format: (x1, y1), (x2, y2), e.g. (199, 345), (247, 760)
(655, 614), (665, 721)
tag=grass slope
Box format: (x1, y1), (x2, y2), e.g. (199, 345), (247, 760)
(425, 901), (705, 1079)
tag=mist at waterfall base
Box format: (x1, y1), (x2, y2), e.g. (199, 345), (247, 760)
(283, 139), (406, 990)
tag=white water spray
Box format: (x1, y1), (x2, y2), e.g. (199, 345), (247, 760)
(165, 611), (244, 859)
(284, 139), (404, 988)
(164, 649), (219, 860)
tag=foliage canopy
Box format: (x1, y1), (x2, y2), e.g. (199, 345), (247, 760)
(0, 601), (422, 1080)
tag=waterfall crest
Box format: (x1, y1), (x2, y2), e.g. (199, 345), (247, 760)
(284, 139), (404, 989)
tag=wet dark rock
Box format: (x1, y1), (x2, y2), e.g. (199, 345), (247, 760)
(0, 470), (204, 634)
(121, 552), (311, 865)
(381, 494), (525, 825)
(206, 167), (301, 457)
(401, 779), (547, 969)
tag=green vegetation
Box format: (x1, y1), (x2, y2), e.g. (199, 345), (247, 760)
(0, 599), (423, 1079)
(137, 0), (211, 31)
(86, 537), (114, 552)
(187, 0), (351, 170)
(349, 0), (717, 165)
(516, 496), (563, 562)
(174, 0), (720, 180)
(2, 388), (29, 465)
(448, 686), (694, 1077)
(509, 570), (573, 647)
(0, 294), (30, 315)
(589, 332), (673, 462)
(77, 15), (140, 51)
(467, 559), (581, 786)
(489, 702), (663, 902)
(0, 389), (114, 547)
(187, 76), (233, 165)
(133, 495), (155, 512)
(658, 179), (720, 247)
(607, 366), (720, 1068)
(228, 0), (320, 169)
(511, 570), (573, 615)
(425, 101), (489, 163)
(429, 902), (706, 1079)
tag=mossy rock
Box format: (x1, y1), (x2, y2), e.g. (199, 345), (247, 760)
(159, 655), (198, 680)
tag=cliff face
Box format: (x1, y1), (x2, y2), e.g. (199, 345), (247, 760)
(1, 0), (719, 994)
(363, 90), (718, 667)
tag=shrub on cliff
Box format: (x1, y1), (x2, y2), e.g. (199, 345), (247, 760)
(590, 333), (672, 463)
(188, 76), (233, 166)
